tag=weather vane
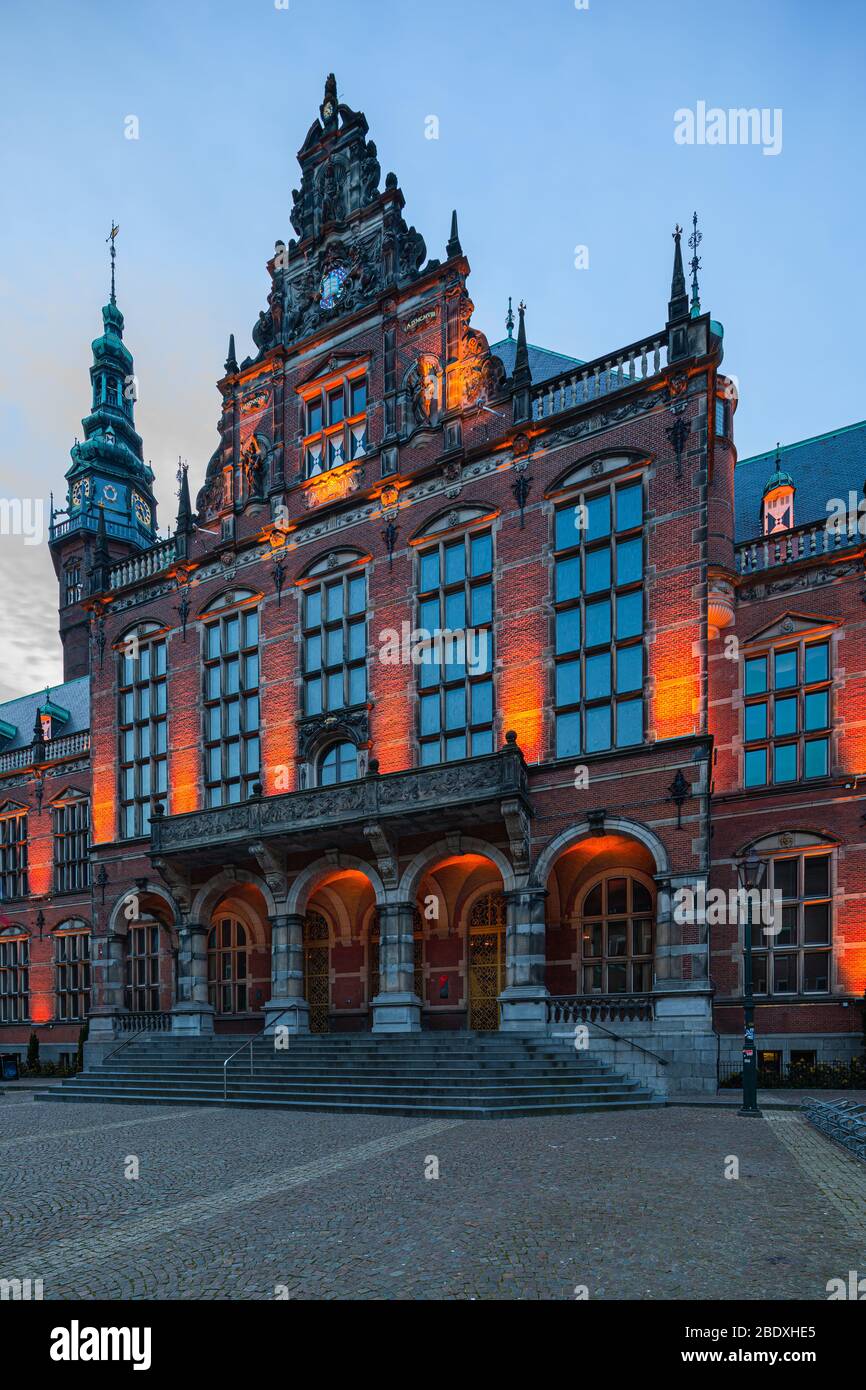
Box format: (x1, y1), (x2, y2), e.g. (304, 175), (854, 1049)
(505, 296), (514, 340)
(688, 211), (702, 318)
(107, 221), (120, 304)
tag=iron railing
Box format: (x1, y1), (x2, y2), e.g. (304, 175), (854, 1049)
(222, 1006), (297, 1101)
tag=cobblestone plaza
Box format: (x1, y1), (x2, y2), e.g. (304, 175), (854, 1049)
(2, 1099), (864, 1301)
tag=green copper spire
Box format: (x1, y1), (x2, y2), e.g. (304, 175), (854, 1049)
(52, 231), (158, 554)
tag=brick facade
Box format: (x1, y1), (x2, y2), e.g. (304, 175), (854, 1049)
(1, 76), (863, 1089)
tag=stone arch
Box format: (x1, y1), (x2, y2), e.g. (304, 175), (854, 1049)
(398, 836), (517, 903)
(286, 854), (386, 917)
(107, 881), (181, 937)
(530, 815), (671, 890)
(191, 868), (278, 926)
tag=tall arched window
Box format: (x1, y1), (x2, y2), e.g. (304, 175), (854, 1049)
(118, 623), (168, 838)
(580, 873), (654, 994)
(126, 920), (161, 1013)
(301, 562), (367, 717)
(208, 918), (251, 1014)
(416, 524), (494, 764)
(553, 475), (644, 757)
(0, 929), (29, 1023)
(319, 741), (358, 786)
(202, 596), (261, 807)
(55, 921), (91, 1021)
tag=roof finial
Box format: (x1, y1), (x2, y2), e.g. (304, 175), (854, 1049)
(225, 333), (238, 374)
(688, 211), (702, 319)
(505, 296), (515, 340)
(446, 209), (462, 259)
(668, 222), (689, 322)
(107, 221), (119, 304)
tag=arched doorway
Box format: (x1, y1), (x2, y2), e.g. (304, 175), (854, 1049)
(207, 916), (251, 1015)
(468, 892), (506, 1030)
(543, 834), (657, 997)
(303, 911), (330, 1033)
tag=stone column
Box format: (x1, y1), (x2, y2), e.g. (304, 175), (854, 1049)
(171, 924), (214, 1035)
(264, 913), (309, 1034)
(498, 886), (550, 1033)
(85, 929), (128, 1062)
(372, 901), (421, 1034)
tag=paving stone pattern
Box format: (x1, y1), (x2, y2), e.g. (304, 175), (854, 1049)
(0, 1100), (863, 1300)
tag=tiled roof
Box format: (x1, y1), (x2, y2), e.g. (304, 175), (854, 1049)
(734, 420), (866, 543)
(0, 677), (90, 752)
(489, 337), (584, 385)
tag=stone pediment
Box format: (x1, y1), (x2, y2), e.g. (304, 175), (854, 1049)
(744, 611), (839, 645)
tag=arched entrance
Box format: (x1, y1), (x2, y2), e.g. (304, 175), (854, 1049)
(543, 833), (657, 997)
(202, 884), (271, 1028)
(408, 850), (507, 1031)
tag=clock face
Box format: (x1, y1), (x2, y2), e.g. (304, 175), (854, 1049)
(320, 265), (348, 310)
(133, 493), (152, 526)
(71, 478), (91, 508)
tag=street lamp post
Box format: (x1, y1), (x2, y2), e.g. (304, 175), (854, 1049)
(737, 853), (766, 1117)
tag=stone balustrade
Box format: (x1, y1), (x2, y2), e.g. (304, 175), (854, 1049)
(531, 332), (668, 421)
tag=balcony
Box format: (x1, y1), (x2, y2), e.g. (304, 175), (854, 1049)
(736, 519), (863, 575)
(0, 731), (91, 776)
(150, 741), (531, 865)
(531, 330), (669, 422)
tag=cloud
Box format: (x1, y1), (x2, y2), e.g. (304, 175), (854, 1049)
(0, 536), (63, 704)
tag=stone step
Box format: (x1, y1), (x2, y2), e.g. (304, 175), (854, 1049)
(39, 1089), (662, 1119)
(57, 1074), (640, 1098)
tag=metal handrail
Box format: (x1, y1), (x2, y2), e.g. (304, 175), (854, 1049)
(579, 1017), (669, 1066)
(101, 1014), (172, 1064)
(222, 1006), (298, 1101)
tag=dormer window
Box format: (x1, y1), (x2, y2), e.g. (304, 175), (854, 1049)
(761, 448), (795, 536)
(40, 714), (53, 742)
(302, 369), (368, 477)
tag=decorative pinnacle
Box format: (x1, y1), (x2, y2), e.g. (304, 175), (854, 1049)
(688, 211), (702, 319)
(107, 222), (119, 304)
(505, 296), (514, 340)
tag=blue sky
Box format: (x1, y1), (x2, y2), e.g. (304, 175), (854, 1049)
(1, 0), (864, 701)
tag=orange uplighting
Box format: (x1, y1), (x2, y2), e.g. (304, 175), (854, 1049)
(652, 643), (699, 741)
(170, 748), (199, 815)
(29, 995), (53, 1025)
(91, 764), (117, 845)
(497, 635), (545, 765)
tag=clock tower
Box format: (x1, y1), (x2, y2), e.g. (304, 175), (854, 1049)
(49, 232), (158, 680)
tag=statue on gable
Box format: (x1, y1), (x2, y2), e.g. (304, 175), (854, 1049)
(242, 440), (264, 498)
(361, 140), (381, 204)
